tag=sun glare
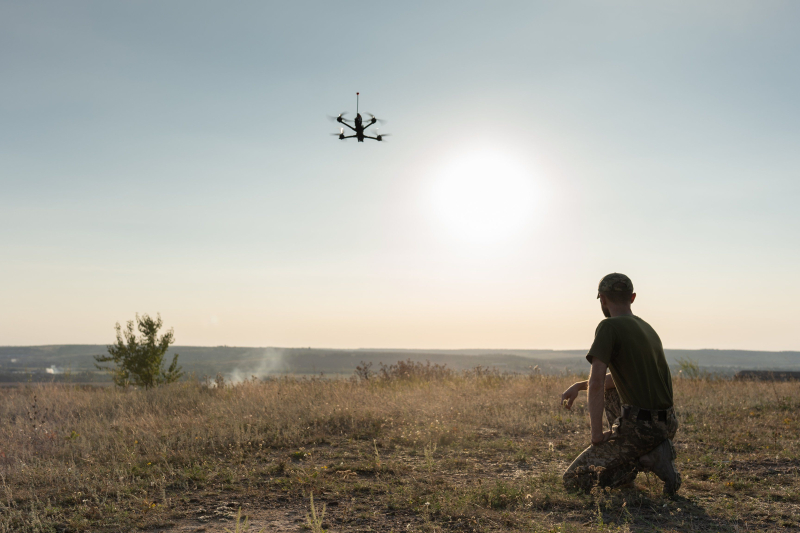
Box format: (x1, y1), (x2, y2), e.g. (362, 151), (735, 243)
(428, 149), (537, 244)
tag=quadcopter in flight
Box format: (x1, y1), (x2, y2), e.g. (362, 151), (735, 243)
(331, 92), (389, 142)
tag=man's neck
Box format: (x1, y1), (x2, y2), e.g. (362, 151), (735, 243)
(607, 306), (634, 317)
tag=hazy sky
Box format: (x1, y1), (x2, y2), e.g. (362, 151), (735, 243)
(2, 1), (799, 350)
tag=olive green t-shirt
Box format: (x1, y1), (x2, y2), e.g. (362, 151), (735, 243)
(586, 315), (673, 410)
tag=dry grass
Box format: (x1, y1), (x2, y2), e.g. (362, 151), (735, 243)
(0, 368), (798, 532)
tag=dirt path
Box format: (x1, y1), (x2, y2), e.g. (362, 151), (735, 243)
(154, 505), (304, 533)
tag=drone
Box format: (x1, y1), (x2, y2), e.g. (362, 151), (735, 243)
(331, 92), (389, 142)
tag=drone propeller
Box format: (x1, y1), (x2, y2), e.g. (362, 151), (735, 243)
(330, 127), (344, 137)
(367, 113), (387, 125)
(327, 112), (350, 122)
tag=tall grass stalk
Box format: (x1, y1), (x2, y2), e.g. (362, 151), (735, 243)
(305, 492), (326, 533)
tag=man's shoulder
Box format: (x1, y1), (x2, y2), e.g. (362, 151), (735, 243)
(604, 315), (649, 327)
(595, 316), (632, 329)
(608, 315), (663, 346)
(596, 315), (657, 336)
(594, 318), (615, 335)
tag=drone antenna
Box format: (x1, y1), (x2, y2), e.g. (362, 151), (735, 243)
(356, 92), (359, 114)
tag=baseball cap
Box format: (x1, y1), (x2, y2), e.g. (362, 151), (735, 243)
(597, 273), (634, 298)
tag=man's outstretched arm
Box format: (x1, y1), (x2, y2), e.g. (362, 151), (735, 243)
(560, 372), (615, 409)
(588, 357), (610, 445)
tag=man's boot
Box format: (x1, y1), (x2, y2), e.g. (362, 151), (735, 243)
(638, 439), (681, 496)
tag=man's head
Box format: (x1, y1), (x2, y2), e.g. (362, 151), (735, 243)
(597, 273), (636, 317)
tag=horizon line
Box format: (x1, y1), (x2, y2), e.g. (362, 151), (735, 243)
(1, 344), (799, 354)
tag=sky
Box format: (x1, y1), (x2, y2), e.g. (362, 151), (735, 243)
(1, 1), (799, 350)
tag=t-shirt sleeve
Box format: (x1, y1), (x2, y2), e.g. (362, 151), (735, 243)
(586, 320), (615, 366)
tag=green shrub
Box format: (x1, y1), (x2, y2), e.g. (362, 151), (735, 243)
(95, 313), (183, 388)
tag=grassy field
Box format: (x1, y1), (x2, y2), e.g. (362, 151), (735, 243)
(1, 363), (798, 532)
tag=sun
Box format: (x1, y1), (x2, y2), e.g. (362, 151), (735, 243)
(427, 149), (537, 244)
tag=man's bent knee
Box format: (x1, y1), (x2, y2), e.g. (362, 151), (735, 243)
(563, 466), (598, 493)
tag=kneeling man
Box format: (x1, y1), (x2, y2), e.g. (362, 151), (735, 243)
(561, 273), (680, 495)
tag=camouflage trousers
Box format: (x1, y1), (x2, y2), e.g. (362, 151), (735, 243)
(563, 389), (678, 492)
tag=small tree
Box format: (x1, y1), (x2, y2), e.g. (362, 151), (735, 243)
(95, 313), (183, 388)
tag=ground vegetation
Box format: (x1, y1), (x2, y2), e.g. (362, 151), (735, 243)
(0, 363), (798, 532)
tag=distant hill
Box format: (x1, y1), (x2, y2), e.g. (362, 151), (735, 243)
(0, 345), (798, 383)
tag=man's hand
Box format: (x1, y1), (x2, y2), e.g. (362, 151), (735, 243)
(560, 382), (584, 410)
(591, 430), (612, 446)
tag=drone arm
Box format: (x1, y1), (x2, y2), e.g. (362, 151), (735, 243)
(339, 120), (358, 132)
